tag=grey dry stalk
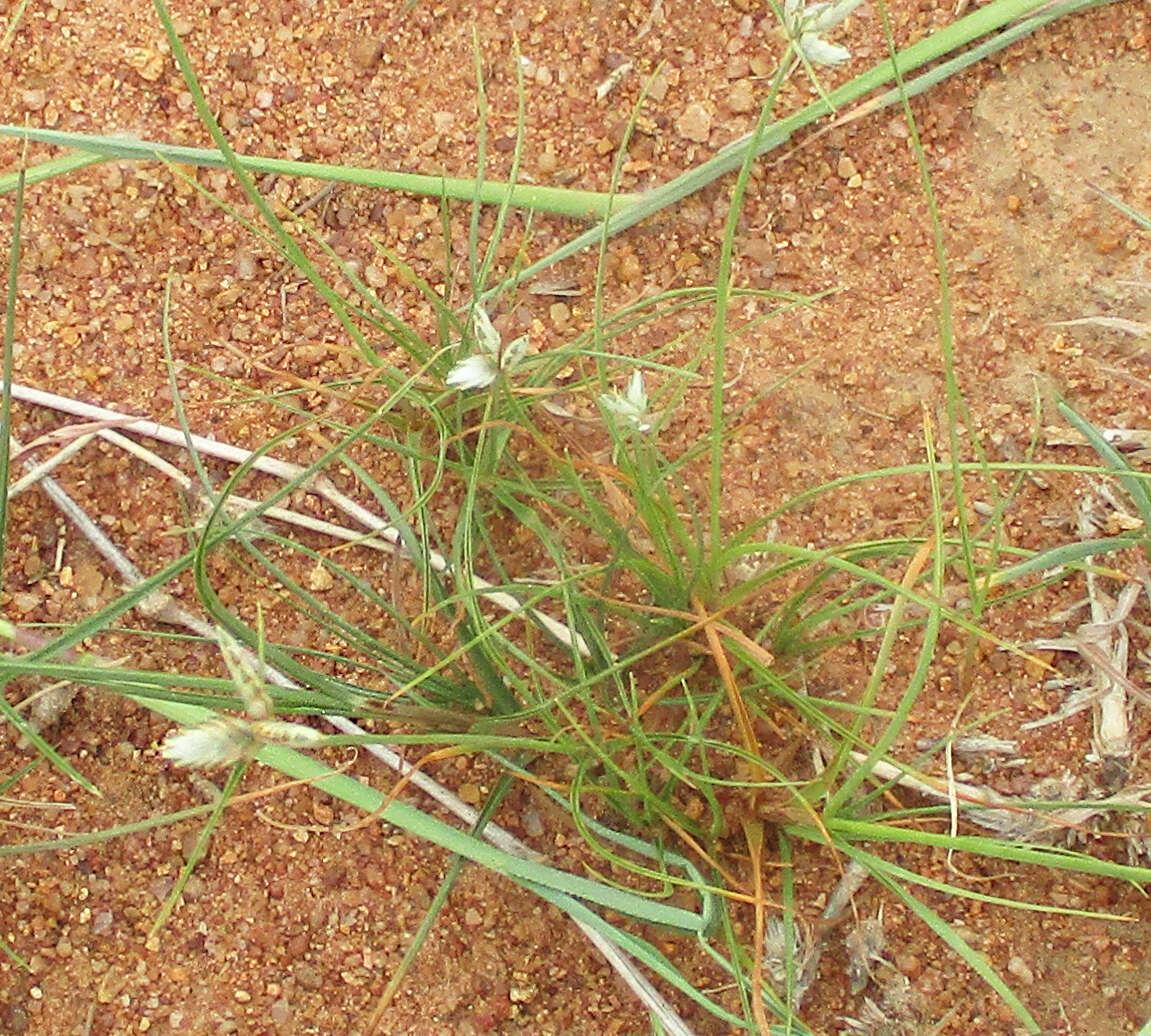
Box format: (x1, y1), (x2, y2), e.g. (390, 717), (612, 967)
(4, 383), (695, 1036)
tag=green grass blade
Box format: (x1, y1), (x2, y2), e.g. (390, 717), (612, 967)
(0, 124), (632, 218)
(0, 167), (20, 575)
(0, 151), (104, 194)
(1057, 399), (1151, 526)
(136, 695), (708, 932)
(483, 0), (1117, 300)
(869, 862), (1040, 1031)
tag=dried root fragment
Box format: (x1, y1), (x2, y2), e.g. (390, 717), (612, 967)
(840, 965), (927, 1036)
(1023, 491), (1144, 784)
(763, 916), (819, 1009)
(1045, 424), (1151, 464)
(845, 913), (887, 994)
(21, 681), (81, 740)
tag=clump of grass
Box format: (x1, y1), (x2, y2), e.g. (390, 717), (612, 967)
(1, 0), (1145, 1033)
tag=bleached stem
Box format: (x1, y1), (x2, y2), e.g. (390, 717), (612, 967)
(1, 380), (589, 656)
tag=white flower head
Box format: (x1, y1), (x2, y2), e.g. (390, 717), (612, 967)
(783, 0), (865, 66)
(162, 627), (328, 770)
(216, 626), (272, 721)
(445, 307), (529, 391)
(445, 353), (499, 391)
(799, 34), (851, 65)
(160, 715), (256, 769)
(160, 716), (326, 770)
(599, 369), (653, 433)
(249, 720), (327, 749)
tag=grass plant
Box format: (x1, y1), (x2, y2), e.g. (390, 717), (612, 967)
(1, 0), (1147, 1032)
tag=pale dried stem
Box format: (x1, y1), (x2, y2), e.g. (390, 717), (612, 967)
(1, 380), (589, 656)
(1016, 489), (1143, 776)
(9, 429), (102, 495)
(5, 387), (687, 1032)
(1079, 500), (1134, 763)
(853, 752), (1151, 841)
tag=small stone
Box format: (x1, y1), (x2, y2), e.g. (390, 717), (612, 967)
(617, 251), (643, 284)
(522, 809), (545, 838)
(725, 55), (749, 79)
(727, 79), (755, 114)
(836, 155), (857, 180)
(350, 38), (383, 71)
(464, 908), (484, 927)
(675, 102), (712, 143)
(548, 302), (570, 329)
(894, 951), (922, 980)
(125, 46), (167, 82)
(295, 964), (323, 990)
(225, 50), (257, 82)
(749, 54), (772, 76)
(73, 561), (104, 600)
(1007, 955), (1034, 984)
(307, 563), (334, 592)
(181, 829), (210, 863)
(12, 591), (41, 613)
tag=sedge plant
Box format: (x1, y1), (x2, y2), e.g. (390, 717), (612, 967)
(2, 0), (1147, 1032)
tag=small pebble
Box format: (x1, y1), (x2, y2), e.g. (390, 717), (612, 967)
(349, 38), (382, 71)
(294, 964), (322, 990)
(676, 102), (712, 143)
(727, 80), (756, 114)
(1007, 955), (1035, 985)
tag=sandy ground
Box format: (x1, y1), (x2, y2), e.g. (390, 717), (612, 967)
(2, 1), (1150, 1033)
